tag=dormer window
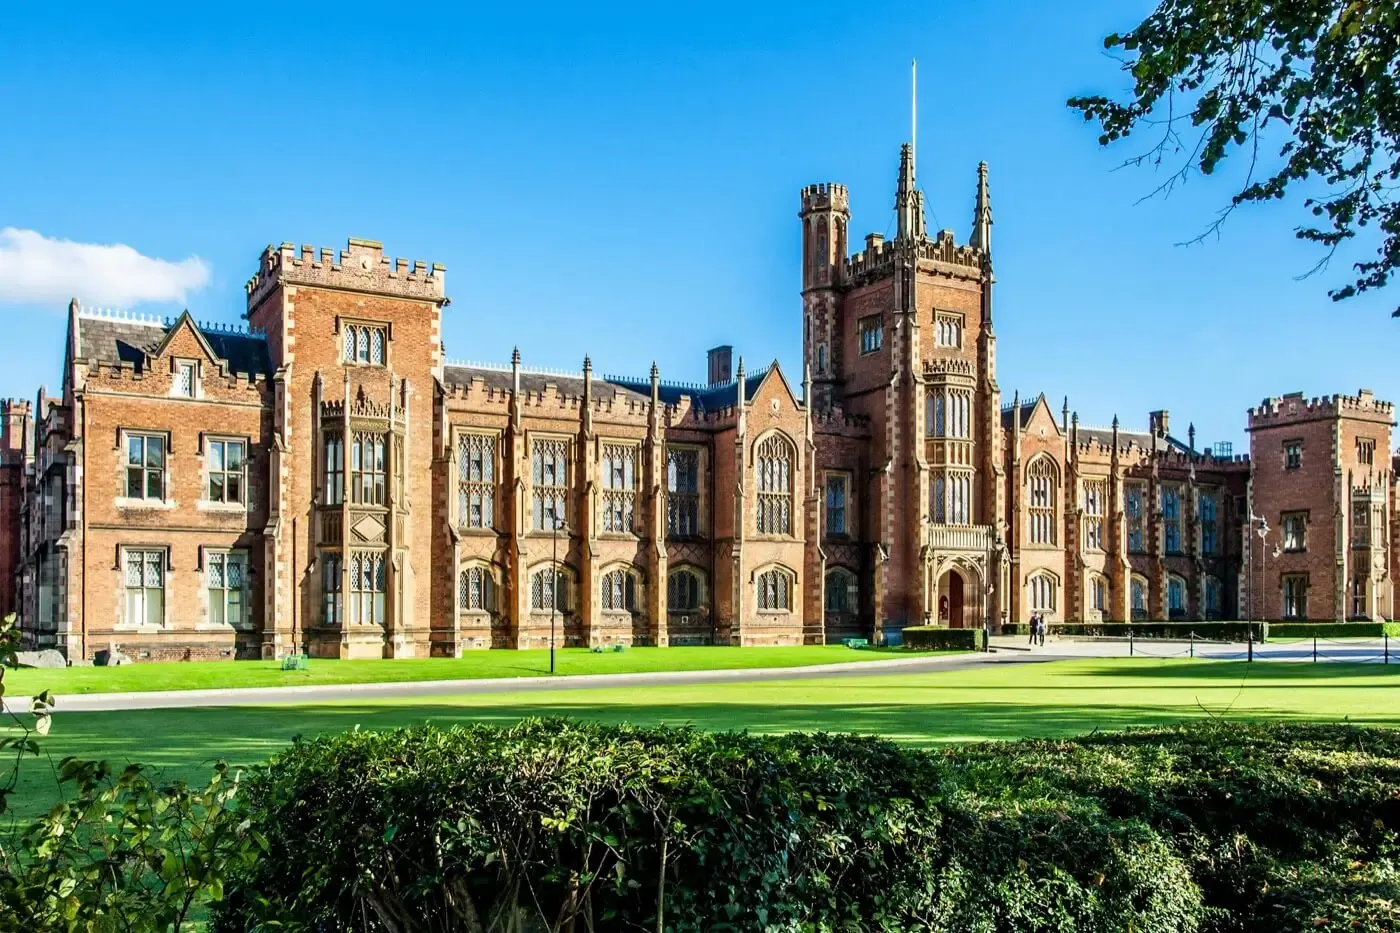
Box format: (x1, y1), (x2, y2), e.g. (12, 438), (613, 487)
(174, 361), (196, 398)
(342, 322), (387, 366)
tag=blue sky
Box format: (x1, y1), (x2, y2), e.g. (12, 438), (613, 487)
(1, 0), (1394, 449)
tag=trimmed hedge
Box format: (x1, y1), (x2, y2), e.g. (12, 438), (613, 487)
(1268, 621), (1400, 639)
(216, 720), (1400, 933)
(903, 625), (985, 651)
(1003, 621), (1266, 641)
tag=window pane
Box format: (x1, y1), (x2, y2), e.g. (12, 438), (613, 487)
(147, 470), (162, 500)
(127, 436), (143, 466)
(146, 437), (164, 468)
(147, 588), (164, 626)
(127, 469), (142, 499)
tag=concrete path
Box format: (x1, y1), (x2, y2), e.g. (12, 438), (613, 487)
(992, 635), (1396, 665)
(11, 649), (1057, 714)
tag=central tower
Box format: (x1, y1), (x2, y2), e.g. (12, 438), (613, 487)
(802, 143), (1003, 637)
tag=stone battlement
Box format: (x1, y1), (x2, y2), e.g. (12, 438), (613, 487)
(1248, 388), (1394, 427)
(246, 238), (445, 310)
(800, 183), (850, 215)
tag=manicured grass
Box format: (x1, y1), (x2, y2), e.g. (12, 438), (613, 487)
(5, 645), (902, 697)
(6, 657), (1398, 822)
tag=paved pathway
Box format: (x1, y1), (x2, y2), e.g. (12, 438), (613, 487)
(12, 650), (1054, 714)
(993, 635), (1396, 665)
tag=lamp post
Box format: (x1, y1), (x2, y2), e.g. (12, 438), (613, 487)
(550, 514), (568, 674)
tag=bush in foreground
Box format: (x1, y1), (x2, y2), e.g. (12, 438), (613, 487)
(213, 720), (1400, 933)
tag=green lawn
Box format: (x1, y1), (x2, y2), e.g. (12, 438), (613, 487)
(5, 645), (901, 697)
(6, 657), (1398, 822)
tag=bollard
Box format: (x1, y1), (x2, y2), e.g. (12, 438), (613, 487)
(1189, 632), (1195, 659)
(1313, 634), (1318, 663)
(1247, 628), (1253, 663)
(1129, 627), (1134, 658)
(1386, 632), (1390, 665)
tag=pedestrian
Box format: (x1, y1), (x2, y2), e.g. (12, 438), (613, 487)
(1037, 615), (1047, 647)
(1028, 612), (1039, 647)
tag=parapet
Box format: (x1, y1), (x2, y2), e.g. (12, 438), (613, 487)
(1248, 387), (1395, 428)
(799, 183), (850, 216)
(245, 238), (446, 311)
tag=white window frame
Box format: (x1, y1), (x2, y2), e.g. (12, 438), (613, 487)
(124, 431), (168, 502)
(206, 549), (249, 628)
(206, 437), (247, 505)
(122, 547), (167, 628)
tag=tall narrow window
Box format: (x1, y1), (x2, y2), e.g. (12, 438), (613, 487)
(322, 553), (342, 626)
(825, 474), (848, 536)
(932, 475), (947, 524)
(825, 567), (857, 614)
(948, 391), (971, 439)
(348, 552), (386, 626)
(1167, 576), (1186, 618)
(532, 438), (570, 531)
(1163, 486), (1182, 554)
(455, 434), (496, 529)
(1130, 577), (1147, 620)
(949, 473), (971, 524)
(1357, 437), (1376, 465)
(1091, 576), (1106, 611)
(667, 568), (703, 612)
(459, 565), (497, 612)
(1283, 440), (1302, 470)
(930, 393), (946, 437)
(207, 439), (246, 504)
(342, 323), (388, 365)
(351, 433), (387, 506)
(756, 434), (794, 535)
(936, 314), (962, 348)
(1283, 511), (1307, 551)
(323, 433), (344, 505)
(1354, 502), (1372, 547)
(757, 568), (792, 611)
(858, 315), (883, 354)
(1126, 483), (1146, 553)
(206, 551), (247, 627)
(530, 567), (570, 611)
(600, 568), (639, 612)
(175, 362), (196, 398)
(601, 444), (638, 533)
(1204, 576), (1222, 619)
(816, 344), (827, 374)
(1199, 492), (1217, 555)
(666, 448), (700, 537)
(1283, 574), (1308, 619)
(1028, 458), (1057, 545)
(125, 433), (166, 501)
(1083, 480), (1105, 551)
(123, 549), (165, 626)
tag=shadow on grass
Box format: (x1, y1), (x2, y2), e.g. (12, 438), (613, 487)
(1069, 660), (1400, 681)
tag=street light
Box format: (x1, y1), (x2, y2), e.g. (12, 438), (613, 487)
(550, 513), (568, 674)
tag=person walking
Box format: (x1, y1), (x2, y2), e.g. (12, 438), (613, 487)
(1037, 615), (1047, 647)
(1028, 612), (1039, 647)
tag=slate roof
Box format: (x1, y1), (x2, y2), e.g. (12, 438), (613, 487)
(76, 316), (271, 378)
(1079, 425), (1191, 454)
(443, 363), (773, 411)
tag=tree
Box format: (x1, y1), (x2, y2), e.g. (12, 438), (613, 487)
(1069, 1), (1400, 315)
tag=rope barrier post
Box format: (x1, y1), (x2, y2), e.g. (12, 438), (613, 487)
(1313, 634), (1318, 663)
(1247, 628), (1253, 663)
(1385, 632), (1389, 665)
(1129, 627), (1134, 658)
(1189, 631), (1195, 659)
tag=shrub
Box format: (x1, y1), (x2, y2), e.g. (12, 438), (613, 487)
(1266, 621), (1400, 639)
(217, 720), (1202, 932)
(903, 625), (985, 651)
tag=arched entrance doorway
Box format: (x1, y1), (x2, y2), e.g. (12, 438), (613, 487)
(938, 569), (966, 628)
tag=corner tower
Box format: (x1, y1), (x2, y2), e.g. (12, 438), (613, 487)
(800, 183), (849, 410)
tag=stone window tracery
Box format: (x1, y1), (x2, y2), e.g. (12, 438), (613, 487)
(342, 323), (387, 366)
(323, 433), (344, 505)
(1082, 479), (1105, 551)
(206, 550), (247, 627)
(1126, 483), (1146, 553)
(600, 567), (639, 612)
(457, 434), (495, 529)
(1130, 576), (1148, 620)
(825, 474), (848, 536)
(935, 314), (962, 348)
(1162, 485), (1182, 554)
(1204, 575), (1223, 619)
(348, 551), (386, 626)
(1167, 574), (1186, 617)
(350, 433), (387, 506)
(756, 434), (794, 535)
(668, 567), (704, 612)
(1199, 492), (1218, 555)
(532, 438), (570, 531)
(459, 564), (497, 612)
(530, 566), (571, 612)
(321, 553), (341, 626)
(1028, 458), (1057, 545)
(756, 567), (792, 611)
(825, 567), (857, 614)
(601, 444), (638, 533)
(858, 315), (883, 354)
(1028, 573), (1056, 613)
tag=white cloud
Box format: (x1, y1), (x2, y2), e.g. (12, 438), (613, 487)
(0, 227), (210, 307)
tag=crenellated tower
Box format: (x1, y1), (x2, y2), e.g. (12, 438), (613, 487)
(800, 183), (849, 410)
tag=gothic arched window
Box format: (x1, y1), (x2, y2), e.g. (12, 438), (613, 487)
(756, 434), (794, 535)
(459, 564), (498, 612)
(1027, 457), (1058, 545)
(756, 567), (792, 611)
(530, 565), (571, 612)
(1028, 573), (1056, 613)
(601, 567), (640, 612)
(825, 567), (857, 614)
(1130, 576), (1148, 620)
(667, 567), (705, 612)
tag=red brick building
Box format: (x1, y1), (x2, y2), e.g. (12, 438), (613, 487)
(3, 145), (1394, 660)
